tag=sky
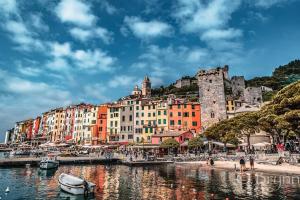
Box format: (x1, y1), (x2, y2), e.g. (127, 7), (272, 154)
(0, 0), (300, 142)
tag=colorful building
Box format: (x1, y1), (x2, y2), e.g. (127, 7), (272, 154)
(168, 101), (201, 133)
(107, 104), (121, 142)
(156, 100), (168, 133)
(151, 130), (194, 145)
(141, 101), (157, 143)
(96, 105), (108, 144)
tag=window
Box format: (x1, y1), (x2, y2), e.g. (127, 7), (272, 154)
(209, 79), (212, 83)
(178, 120), (182, 125)
(178, 112), (181, 116)
(158, 119), (161, 124)
(169, 105), (172, 109)
(152, 105), (155, 109)
(99, 127), (102, 131)
(150, 128), (153, 133)
(110, 121), (113, 127)
(147, 136), (151, 141)
(164, 110), (167, 115)
(130, 107), (133, 111)
(145, 128), (148, 133)
(122, 107), (125, 112)
(136, 121), (139, 125)
(148, 113), (151, 117)
(122, 135), (125, 139)
(122, 116), (125, 122)
(183, 112), (189, 117)
(192, 121), (197, 126)
(192, 112), (195, 117)
(128, 135), (133, 139)
(184, 104), (187, 108)
(142, 106), (144, 110)
(170, 120), (174, 125)
(158, 111), (161, 115)
(115, 121), (118, 127)
(136, 113), (139, 117)
(178, 104), (181, 109)
(153, 112), (156, 117)
(129, 115), (133, 121)
(141, 120), (144, 125)
(211, 112), (215, 118)
(148, 105), (151, 110)
(142, 112), (144, 117)
(170, 112), (173, 117)
(136, 106), (139, 110)
(163, 119), (166, 124)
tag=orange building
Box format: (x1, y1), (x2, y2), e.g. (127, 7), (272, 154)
(94, 105), (108, 144)
(168, 102), (201, 133)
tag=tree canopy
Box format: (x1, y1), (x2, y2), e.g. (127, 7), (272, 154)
(160, 138), (180, 149)
(188, 136), (204, 149)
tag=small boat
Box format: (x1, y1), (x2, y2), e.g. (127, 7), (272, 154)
(58, 173), (95, 195)
(39, 156), (59, 170)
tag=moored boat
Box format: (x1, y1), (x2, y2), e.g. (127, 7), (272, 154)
(58, 173), (95, 195)
(39, 156), (59, 170)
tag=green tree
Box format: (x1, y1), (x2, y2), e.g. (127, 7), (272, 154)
(160, 138), (179, 149)
(188, 136), (203, 149)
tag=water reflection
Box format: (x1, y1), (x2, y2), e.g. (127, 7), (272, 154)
(0, 164), (300, 200)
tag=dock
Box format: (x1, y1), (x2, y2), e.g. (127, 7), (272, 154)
(121, 160), (174, 166)
(0, 156), (119, 167)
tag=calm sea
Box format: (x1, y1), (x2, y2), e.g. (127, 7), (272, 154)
(0, 164), (300, 199)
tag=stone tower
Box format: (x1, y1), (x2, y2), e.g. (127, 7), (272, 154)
(197, 65), (229, 131)
(231, 76), (245, 100)
(142, 76), (151, 97)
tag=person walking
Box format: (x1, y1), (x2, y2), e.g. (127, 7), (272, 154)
(249, 156), (254, 170)
(240, 157), (246, 173)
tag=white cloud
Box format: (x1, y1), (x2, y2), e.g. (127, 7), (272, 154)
(55, 0), (96, 27)
(0, 0), (18, 16)
(18, 66), (42, 76)
(253, 0), (289, 8)
(50, 42), (72, 57)
(83, 84), (110, 102)
(174, 0), (241, 33)
(3, 19), (45, 51)
(72, 49), (116, 71)
(124, 16), (173, 39)
(108, 75), (137, 88)
(100, 1), (117, 15)
(186, 49), (209, 63)
(70, 27), (113, 44)
(46, 57), (71, 71)
(201, 28), (242, 41)
(29, 13), (49, 32)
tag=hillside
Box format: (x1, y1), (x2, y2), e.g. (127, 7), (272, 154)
(246, 59), (300, 90)
(151, 60), (300, 100)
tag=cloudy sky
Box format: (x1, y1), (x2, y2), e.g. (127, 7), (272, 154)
(0, 0), (300, 141)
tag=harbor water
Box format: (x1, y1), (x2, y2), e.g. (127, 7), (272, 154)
(0, 164), (300, 199)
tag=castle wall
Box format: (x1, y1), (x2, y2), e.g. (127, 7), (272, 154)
(231, 76), (245, 100)
(244, 87), (263, 105)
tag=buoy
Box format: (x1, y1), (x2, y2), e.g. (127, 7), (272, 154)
(5, 187), (9, 193)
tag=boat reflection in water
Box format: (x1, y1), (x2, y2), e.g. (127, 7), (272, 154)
(0, 164), (300, 199)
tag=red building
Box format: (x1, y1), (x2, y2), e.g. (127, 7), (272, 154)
(168, 101), (201, 133)
(93, 105), (108, 144)
(151, 130), (194, 145)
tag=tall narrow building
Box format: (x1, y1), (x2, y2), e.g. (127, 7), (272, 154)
(142, 76), (151, 97)
(197, 66), (229, 131)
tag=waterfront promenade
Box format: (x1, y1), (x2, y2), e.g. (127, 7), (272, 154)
(0, 156), (119, 167)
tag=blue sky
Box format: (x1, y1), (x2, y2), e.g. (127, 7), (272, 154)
(0, 0), (300, 141)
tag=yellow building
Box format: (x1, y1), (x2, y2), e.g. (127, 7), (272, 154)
(141, 101), (157, 143)
(156, 101), (168, 133)
(107, 104), (121, 142)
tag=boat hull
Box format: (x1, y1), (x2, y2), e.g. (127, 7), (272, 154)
(58, 173), (95, 195)
(40, 161), (59, 170)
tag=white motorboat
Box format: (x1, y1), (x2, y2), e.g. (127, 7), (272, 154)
(39, 156), (59, 170)
(58, 173), (95, 195)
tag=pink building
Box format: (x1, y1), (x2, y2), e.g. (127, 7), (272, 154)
(151, 130), (194, 145)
